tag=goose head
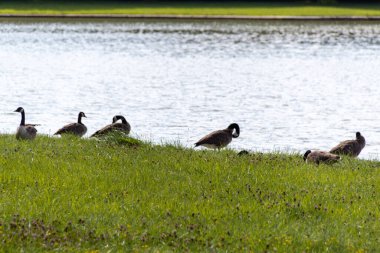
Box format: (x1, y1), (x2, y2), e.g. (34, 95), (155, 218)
(77, 112), (87, 124)
(14, 107), (24, 113)
(112, 115), (123, 122)
(303, 150), (311, 161)
(228, 123), (240, 138)
(113, 115), (127, 124)
(356, 132), (365, 145)
(14, 107), (26, 126)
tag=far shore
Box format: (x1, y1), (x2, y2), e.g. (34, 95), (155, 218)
(2, 14), (380, 21)
(3, 2), (380, 21)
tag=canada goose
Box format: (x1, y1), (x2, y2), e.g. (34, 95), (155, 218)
(90, 115), (131, 137)
(54, 112), (87, 137)
(14, 107), (38, 140)
(195, 123), (240, 150)
(238, 150), (250, 156)
(329, 132), (365, 157)
(303, 150), (340, 165)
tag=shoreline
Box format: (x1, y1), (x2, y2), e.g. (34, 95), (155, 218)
(2, 14), (380, 21)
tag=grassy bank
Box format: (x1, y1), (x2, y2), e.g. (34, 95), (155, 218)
(1, 134), (380, 252)
(2, 2), (380, 16)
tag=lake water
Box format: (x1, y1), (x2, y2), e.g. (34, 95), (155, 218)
(1, 18), (380, 159)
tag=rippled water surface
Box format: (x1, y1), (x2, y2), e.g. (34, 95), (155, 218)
(1, 19), (380, 158)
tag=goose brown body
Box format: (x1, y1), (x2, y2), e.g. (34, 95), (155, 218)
(16, 125), (38, 140)
(195, 123), (240, 150)
(303, 150), (340, 165)
(54, 112), (87, 137)
(329, 132), (365, 157)
(90, 115), (131, 137)
(14, 107), (38, 140)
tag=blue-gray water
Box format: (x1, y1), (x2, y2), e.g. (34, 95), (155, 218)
(1, 19), (380, 159)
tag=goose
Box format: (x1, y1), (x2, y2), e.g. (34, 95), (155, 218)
(195, 123), (240, 150)
(54, 112), (87, 137)
(238, 150), (250, 156)
(90, 115), (131, 137)
(303, 150), (340, 165)
(329, 132), (365, 157)
(14, 107), (38, 140)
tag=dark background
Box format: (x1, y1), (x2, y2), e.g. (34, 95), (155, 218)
(3, 0), (380, 4)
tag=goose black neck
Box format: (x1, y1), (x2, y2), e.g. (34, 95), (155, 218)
(303, 150), (311, 161)
(114, 115), (127, 124)
(20, 111), (25, 126)
(119, 116), (127, 125)
(77, 113), (83, 124)
(358, 136), (365, 145)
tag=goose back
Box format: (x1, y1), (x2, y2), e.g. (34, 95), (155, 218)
(55, 123), (87, 137)
(195, 129), (233, 149)
(304, 150), (340, 165)
(90, 115), (131, 137)
(329, 132), (365, 157)
(90, 123), (130, 137)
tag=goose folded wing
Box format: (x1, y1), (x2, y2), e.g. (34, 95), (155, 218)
(91, 124), (113, 137)
(330, 140), (354, 154)
(317, 151), (339, 163)
(25, 125), (37, 134)
(195, 130), (230, 146)
(56, 123), (82, 134)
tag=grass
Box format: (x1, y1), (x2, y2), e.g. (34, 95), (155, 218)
(2, 2), (380, 16)
(1, 134), (380, 252)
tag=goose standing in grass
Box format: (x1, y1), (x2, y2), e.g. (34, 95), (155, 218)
(90, 115), (131, 137)
(329, 132), (366, 157)
(54, 112), (87, 137)
(14, 107), (38, 140)
(303, 150), (340, 165)
(195, 123), (240, 150)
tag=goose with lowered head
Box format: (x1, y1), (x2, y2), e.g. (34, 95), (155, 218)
(303, 150), (340, 165)
(195, 123), (240, 150)
(90, 115), (131, 137)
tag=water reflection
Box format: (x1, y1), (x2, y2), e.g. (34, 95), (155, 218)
(1, 19), (380, 159)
